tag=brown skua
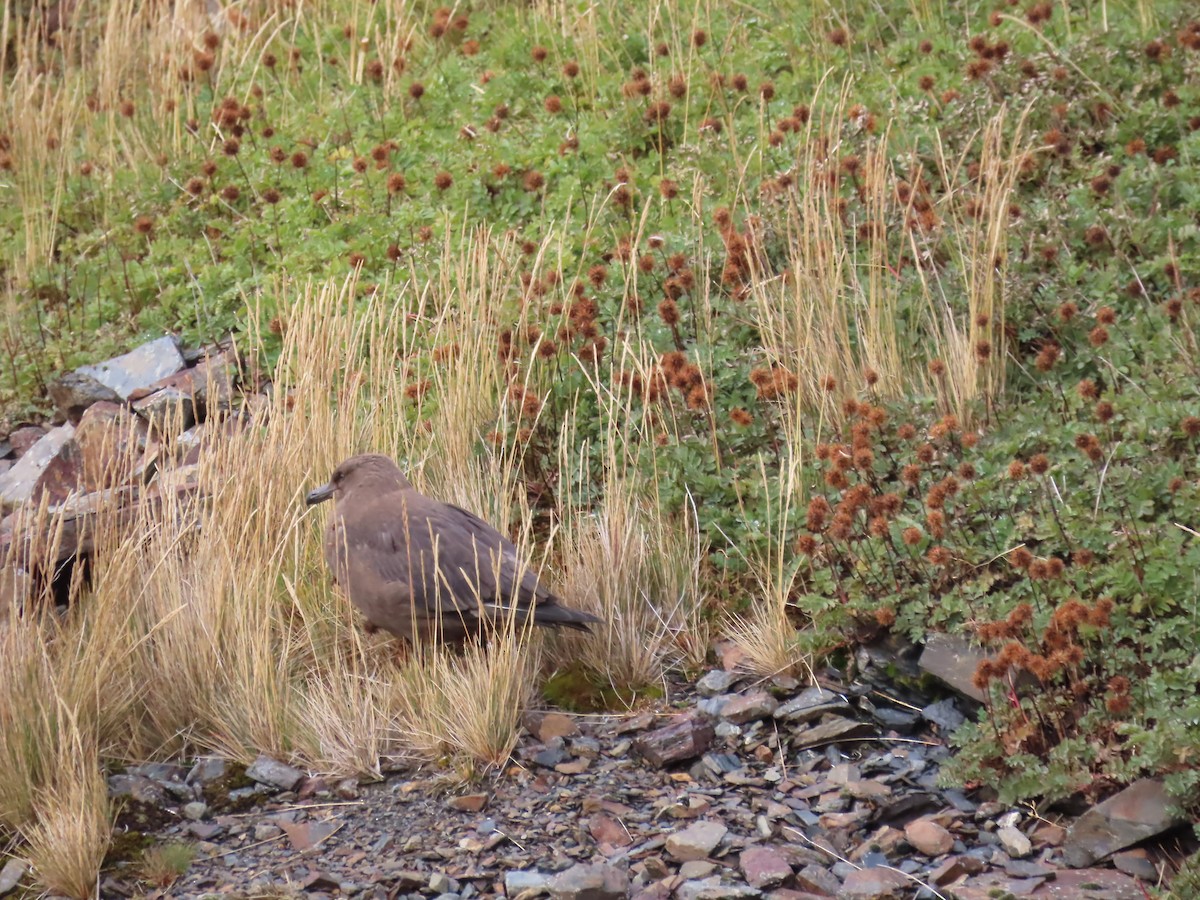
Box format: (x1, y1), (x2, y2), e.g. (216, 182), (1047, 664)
(306, 453), (599, 645)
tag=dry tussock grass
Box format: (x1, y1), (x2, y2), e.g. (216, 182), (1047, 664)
(554, 474), (708, 695)
(748, 92), (1030, 429)
(21, 729), (110, 900)
(723, 453), (812, 680)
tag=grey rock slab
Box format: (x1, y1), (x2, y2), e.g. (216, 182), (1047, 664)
(697, 670), (739, 696)
(920, 698), (966, 731)
(675, 877), (761, 900)
(429, 874), (460, 894)
(48, 371), (122, 420)
(1111, 849), (1158, 881)
(774, 687), (850, 724)
(182, 801), (209, 820)
(871, 707), (921, 732)
(1062, 778), (1186, 868)
(137, 350), (238, 419)
(703, 752), (744, 775)
(791, 719), (877, 750)
(548, 862), (628, 900)
(133, 386), (196, 434)
(997, 825), (1032, 859)
(532, 744), (567, 768)
(917, 633), (991, 703)
(679, 861), (718, 880)
(506, 870), (553, 896)
(666, 820), (729, 862)
(1002, 860), (1056, 879)
(187, 758), (227, 785)
(698, 695), (734, 718)
(76, 336), (185, 400)
(245, 754), (305, 791)
(126, 762), (188, 783)
(107, 773), (167, 804)
(835, 867), (909, 898)
(721, 691), (779, 725)
(0, 858), (27, 895)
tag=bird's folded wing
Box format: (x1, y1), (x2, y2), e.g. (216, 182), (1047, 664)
(435, 503), (554, 614)
(336, 499), (548, 616)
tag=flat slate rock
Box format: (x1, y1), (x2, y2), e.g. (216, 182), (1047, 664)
(48, 371), (123, 420)
(792, 718), (877, 750)
(773, 687), (850, 723)
(633, 715), (714, 767)
(917, 633), (991, 703)
(1062, 778), (1186, 868)
(76, 335), (185, 400)
(836, 866), (909, 898)
(549, 862), (628, 900)
(0, 858), (28, 895)
(246, 754), (305, 791)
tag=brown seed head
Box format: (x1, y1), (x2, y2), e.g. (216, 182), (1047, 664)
(927, 546), (951, 566)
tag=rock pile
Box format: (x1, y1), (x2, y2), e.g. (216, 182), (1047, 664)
(0, 335), (246, 607)
(31, 663), (1182, 900)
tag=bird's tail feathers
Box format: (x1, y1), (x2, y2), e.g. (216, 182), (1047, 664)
(530, 603), (602, 632)
(472, 600), (601, 633)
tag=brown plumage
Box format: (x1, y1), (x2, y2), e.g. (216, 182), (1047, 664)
(305, 454), (600, 645)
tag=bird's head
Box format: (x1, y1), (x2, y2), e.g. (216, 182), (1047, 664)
(305, 454), (413, 506)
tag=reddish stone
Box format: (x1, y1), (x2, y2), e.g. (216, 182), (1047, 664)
(632, 715), (714, 767)
(537, 712), (580, 742)
(588, 812), (633, 853)
(0, 424), (80, 512)
(739, 847), (792, 889)
(905, 818), (955, 857)
(74, 401), (151, 492)
(838, 867), (909, 898)
(447, 793), (488, 812)
(7, 425), (47, 457)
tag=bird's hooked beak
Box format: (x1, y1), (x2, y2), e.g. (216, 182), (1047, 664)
(305, 483), (335, 506)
